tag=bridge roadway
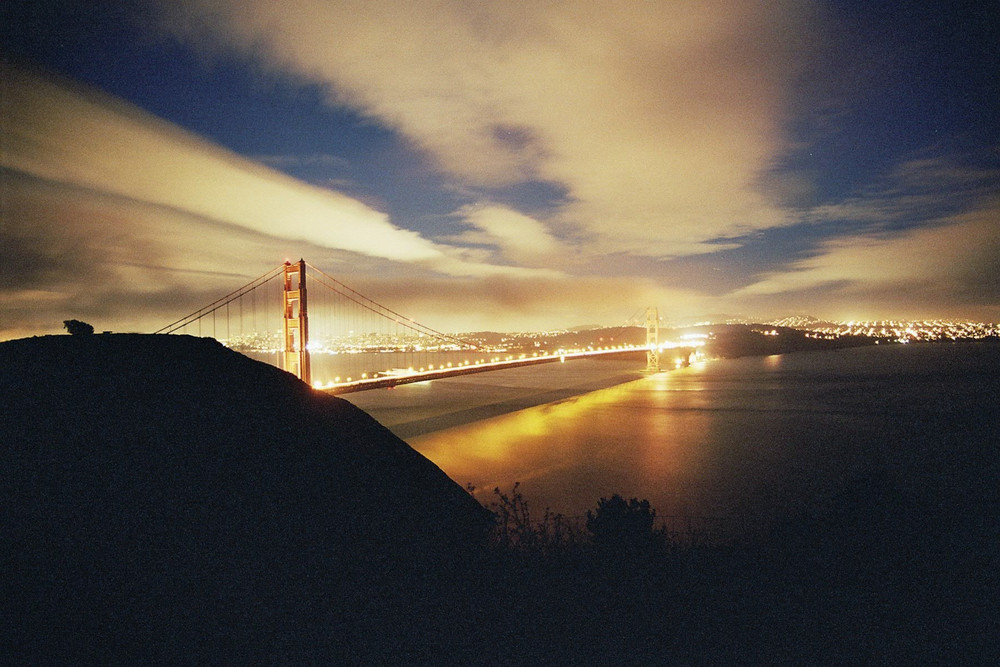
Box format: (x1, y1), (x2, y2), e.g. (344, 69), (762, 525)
(321, 345), (653, 395)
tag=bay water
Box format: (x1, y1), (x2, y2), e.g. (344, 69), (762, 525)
(347, 343), (1000, 538)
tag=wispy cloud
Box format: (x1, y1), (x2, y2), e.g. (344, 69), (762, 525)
(451, 204), (563, 266)
(1, 63), (582, 277)
(157, 0), (818, 258)
(0, 64), (456, 265)
(802, 154), (1000, 228)
(733, 196), (1000, 319)
(5, 2), (997, 335)
(0, 63), (569, 337)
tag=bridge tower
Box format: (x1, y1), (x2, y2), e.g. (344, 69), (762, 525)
(282, 259), (311, 385)
(645, 306), (660, 372)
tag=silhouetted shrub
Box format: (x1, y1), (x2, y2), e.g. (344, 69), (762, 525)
(63, 319), (94, 335)
(485, 483), (581, 554)
(586, 494), (660, 554)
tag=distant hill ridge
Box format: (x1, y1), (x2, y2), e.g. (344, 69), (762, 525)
(1, 334), (491, 662)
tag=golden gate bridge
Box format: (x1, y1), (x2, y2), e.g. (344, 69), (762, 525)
(155, 260), (670, 393)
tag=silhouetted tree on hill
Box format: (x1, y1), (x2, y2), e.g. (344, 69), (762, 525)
(63, 319), (94, 335)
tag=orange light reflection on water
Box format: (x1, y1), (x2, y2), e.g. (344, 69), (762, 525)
(408, 368), (713, 517)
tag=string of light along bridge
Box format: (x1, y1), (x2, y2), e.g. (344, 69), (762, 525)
(155, 260), (696, 393)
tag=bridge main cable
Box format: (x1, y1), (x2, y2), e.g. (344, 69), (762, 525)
(304, 262), (475, 350)
(153, 264), (286, 334)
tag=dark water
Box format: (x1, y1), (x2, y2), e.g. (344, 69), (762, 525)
(349, 343), (1000, 536)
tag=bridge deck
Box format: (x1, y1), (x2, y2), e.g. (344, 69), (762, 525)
(322, 347), (649, 394)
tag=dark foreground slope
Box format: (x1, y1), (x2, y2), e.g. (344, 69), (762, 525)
(1, 334), (491, 663)
(5, 335), (998, 664)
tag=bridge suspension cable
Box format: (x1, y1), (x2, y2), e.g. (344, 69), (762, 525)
(159, 260), (666, 390)
(153, 265), (285, 335)
(305, 262), (474, 350)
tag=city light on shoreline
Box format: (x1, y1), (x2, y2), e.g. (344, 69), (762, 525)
(767, 317), (999, 343)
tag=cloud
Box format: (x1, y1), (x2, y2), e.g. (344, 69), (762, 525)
(339, 269), (698, 333)
(8, 3), (994, 336)
(0, 166), (299, 336)
(732, 199), (1000, 319)
(0, 162), (571, 338)
(451, 204), (562, 265)
(0, 62), (539, 274)
(156, 0), (818, 257)
(0, 63), (572, 338)
(802, 155), (1000, 228)
(709, 150), (1000, 320)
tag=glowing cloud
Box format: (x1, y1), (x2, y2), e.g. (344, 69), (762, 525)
(5, 2), (996, 335)
(0, 63), (575, 338)
(454, 204), (563, 265)
(158, 0), (817, 257)
(0, 62), (534, 274)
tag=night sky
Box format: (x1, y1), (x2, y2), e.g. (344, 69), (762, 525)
(2, 1), (998, 338)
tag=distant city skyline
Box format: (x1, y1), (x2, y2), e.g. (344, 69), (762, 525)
(2, 1), (998, 340)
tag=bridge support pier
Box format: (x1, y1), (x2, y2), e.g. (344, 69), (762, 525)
(282, 259), (311, 385)
(646, 306), (660, 372)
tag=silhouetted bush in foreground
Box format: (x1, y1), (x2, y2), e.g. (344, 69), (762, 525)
(484, 482), (583, 555)
(480, 483), (722, 558)
(587, 494), (660, 555)
(461, 477), (998, 664)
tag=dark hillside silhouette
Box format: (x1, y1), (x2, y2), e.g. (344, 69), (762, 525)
(3, 334), (997, 663)
(1, 334), (491, 662)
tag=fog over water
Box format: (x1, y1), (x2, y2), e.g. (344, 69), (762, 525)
(347, 344), (1000, 537)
